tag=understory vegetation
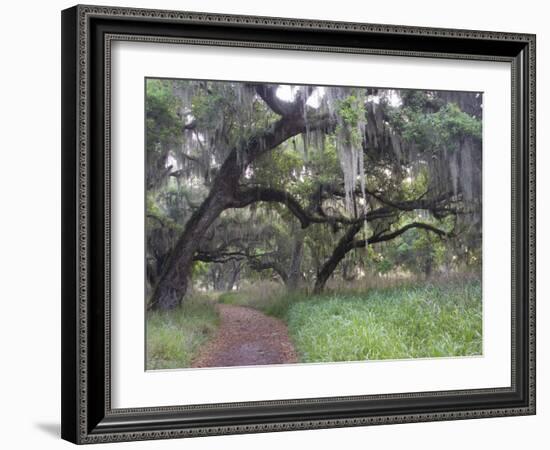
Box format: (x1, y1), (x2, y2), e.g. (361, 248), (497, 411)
(221, 276), (482, 362)
(149, 276), (481, 369)
(286, 278), (482, 362)
(146, 294), (219, 369)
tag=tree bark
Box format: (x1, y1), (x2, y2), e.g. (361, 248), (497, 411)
(226, 261), (241, 291)
(313, 222), (362, 294)
(249, 259), (289, 284)
(287, 226), (304, 291)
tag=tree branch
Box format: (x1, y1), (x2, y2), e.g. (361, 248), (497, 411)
(194, 250), (251, 264)
(232, 185), (455, 231)
(349, 222), (449, 252)
(170, 153), (205, 174)
(253, 85), (297, 116)
(313, 220), (450, 293)
(248, 258), (289, 283)
(252, 84), (316, 117)
(183, 119), (197, 131)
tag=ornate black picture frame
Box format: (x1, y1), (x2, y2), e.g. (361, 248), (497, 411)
(61, 4), (536, 444)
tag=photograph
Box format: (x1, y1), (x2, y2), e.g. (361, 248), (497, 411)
(0, 0), (544, 446)
(144, 78), (484, 370)
(57, 3), (536, 444)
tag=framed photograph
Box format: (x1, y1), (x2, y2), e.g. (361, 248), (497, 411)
(61, 4), (536, 444)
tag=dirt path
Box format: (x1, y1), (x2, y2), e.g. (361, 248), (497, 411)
(192, 304), (297, 368)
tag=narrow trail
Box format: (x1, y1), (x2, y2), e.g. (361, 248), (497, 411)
(192, 304), (298, 368)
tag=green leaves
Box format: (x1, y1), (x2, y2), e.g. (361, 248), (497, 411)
(336, 93), (366, 128)
(398, 102), (481, 152)
(146, 78), (182, 150)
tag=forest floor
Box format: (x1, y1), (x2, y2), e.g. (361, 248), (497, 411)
(191, 304), (297, 368)
(147, 277), (481, 370)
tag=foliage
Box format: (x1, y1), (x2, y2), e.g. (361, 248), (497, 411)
(146, 294), (219, 369)
(144, 79), (483, 309)
(335, 93), (366, 148)
(145, 79), (182, 151)
(396, 102), (482, 152)
(286, 278), (482, 362)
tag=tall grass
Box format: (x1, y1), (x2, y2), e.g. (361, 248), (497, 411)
(218, 280), (290, 316)
(324, 272), (418, 293)
(149, 277), (482, 369)
(286, 279), (482, 362)
(146, 294), (219, 370)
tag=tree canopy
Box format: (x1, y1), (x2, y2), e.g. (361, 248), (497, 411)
(145, 79), (482, 310)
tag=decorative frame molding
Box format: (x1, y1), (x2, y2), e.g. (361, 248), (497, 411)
(61, 4), (536, 444)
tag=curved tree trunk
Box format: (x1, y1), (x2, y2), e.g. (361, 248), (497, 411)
(149, 113), (329, 310)
(313, 222), (362, 294)
(313, 221), (449, 294)
(148, 143), (246, 310)
(148, 185), (231, 310)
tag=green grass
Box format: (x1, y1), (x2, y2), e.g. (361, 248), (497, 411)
(148, 278), (482, 369)
(217, 280), (291, 316)
(146, 294), (219, 370)
(217, 291), (246, 305)
(285, 280), (482, 363)
(217, 278), (482, 362)
(218, 289), (298, 318)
